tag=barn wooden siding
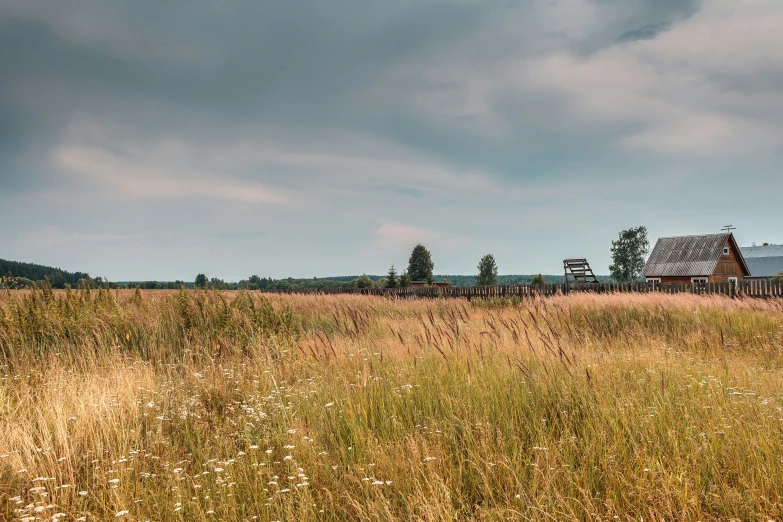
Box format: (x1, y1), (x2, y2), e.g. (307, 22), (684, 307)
(264, 280), (783, 299)
(711, 236), (747, 283)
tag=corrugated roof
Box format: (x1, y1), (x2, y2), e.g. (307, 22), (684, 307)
(740, 245), (783, 278)
(642, 233), (744, 277)
(741, 245), (783, 258)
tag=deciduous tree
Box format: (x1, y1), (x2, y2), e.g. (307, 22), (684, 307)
(531, 273), (546, 286)
(609, 226), (650, 282)
(353, 274), (375, 289)
(477, 254), (498, 286)
(195, 273), (208, 288)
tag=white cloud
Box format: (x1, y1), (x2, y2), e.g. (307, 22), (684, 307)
(363, 223), (435, 258)
(362, 223), (469, 259)
(52, 116), (503, 208)
(55, 146), (290, 205)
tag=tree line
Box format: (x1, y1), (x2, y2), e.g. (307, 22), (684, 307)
(8, 226), (753, 291)
(0, 258), (88, 289)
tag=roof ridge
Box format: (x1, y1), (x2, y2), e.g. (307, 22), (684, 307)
(657, 233), (730, 240)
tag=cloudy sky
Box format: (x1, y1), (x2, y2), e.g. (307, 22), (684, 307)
(1, 0), (782, 281)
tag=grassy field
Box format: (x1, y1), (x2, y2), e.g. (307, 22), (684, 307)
(1, 287), (783, 521)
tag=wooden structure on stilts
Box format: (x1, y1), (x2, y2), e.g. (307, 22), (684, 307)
(563, 258), (598, 292)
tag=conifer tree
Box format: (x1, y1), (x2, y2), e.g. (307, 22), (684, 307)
(407, 244), (434, 283)
(385, 265), (399, 288)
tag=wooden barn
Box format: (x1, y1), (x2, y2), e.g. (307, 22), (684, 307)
(642, 233), (750, 285)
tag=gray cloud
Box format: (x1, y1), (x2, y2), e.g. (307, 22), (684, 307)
(1, 0), (781, 280)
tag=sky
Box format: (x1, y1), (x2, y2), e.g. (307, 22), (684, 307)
(1, 0), (782, 281)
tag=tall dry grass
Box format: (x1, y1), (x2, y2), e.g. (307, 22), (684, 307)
(1, 287), (783, 521)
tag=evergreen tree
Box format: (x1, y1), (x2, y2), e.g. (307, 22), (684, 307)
(399, 271), (411, 288)
(385, 265), (399, 288)
(195, 273), (208, 288)
(477, 254), (498, 286)
(407, 244), (434, 283)
(609, 226), (650, 282)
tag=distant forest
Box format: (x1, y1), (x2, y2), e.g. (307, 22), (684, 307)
(0, 258), (88, 289)
(0, 258), (612, 290)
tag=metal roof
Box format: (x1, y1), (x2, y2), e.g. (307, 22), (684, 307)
(642, 233), (749, 277)
(740, 245), (783, 278)
(741, 244), (783, 258)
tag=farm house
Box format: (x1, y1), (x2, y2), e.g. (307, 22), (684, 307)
(642, 233), (750, 285)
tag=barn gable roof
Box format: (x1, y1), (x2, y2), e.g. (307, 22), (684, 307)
(740, 245), (783, 278)
(642, 233), (750, 277)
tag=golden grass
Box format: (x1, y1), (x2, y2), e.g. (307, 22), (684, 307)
(1, 287), (783, 521)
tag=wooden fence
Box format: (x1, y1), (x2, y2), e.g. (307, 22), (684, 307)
(263, 280), (783, 300)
